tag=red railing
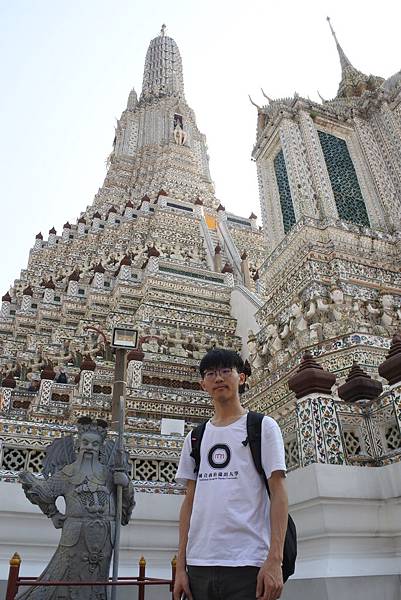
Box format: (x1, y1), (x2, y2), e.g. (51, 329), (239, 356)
(6, 552), (176, 600)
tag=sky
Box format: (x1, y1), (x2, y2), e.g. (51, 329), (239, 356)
(1, 0), (400, 294)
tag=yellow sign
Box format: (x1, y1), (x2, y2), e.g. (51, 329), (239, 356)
(205, 214), (217, 230)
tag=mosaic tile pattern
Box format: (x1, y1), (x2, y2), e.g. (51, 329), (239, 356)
(318, 130), (370, 227)
(274, 150), (296, 233)
(296, 395), (345, 466)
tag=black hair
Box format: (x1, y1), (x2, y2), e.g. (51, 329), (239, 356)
(199, 348), (245, 377)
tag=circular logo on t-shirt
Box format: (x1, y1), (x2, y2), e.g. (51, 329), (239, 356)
(208, 444), (231, 469)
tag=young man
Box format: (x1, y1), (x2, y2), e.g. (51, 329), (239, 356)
(174, 348), (288, 600)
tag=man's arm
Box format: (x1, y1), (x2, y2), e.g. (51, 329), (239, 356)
(256, 470), (288, 600)
(173, 479), (196, 600)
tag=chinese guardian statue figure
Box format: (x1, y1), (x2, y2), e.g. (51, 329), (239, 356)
(16, 416), (135, 599)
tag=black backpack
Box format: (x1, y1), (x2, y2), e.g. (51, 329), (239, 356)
(190, 410), (297, 583)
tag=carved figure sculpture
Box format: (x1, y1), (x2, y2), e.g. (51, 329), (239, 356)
(265, 323), (280, 354)
(168, 325), (188, 357)
(142, 335), (161, 353)
(304, 296), (324, 344)
(366, 300), (380, 325)
(380, 293), (396, 333)
(305, 298), (317, 321)
(173, 122), (187, 146)
(309, 322), (323, 344)
(315, 293), (330, 321)
(279, 322), (290, 342)
(329, 286), (346, 322)
(351, 299), (370, 332)
(267, 320), (290, 366)
(289, 300), (308, 334)
(192, 331), (209, 359)
(247, 330), (263, 369)
(16, 417), (135, 599)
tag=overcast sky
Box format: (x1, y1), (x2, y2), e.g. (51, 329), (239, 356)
(1, 0), (400, 294)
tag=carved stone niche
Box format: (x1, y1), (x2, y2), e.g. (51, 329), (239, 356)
(288, 351), (336, 399)
(338, 363), (383, 402)
(378, 333), (401, 385)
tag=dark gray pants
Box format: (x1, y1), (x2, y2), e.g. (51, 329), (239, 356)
(187, 565), (259, 600)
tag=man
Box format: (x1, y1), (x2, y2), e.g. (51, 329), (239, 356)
(174, 348), (288, 600)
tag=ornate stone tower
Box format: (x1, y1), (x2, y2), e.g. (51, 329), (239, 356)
(0, 22), (401, 599)
(249, 18), (401, 407)
(0, 27), (264, 484)
(96, 25), (216, 211)
(245, 22), (401, 598)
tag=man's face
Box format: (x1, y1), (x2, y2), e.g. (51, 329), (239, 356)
(200, 366), (245, 402)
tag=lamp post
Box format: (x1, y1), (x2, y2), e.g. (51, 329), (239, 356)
(110, 326), (138, 431)
(110, 326), (138, 600)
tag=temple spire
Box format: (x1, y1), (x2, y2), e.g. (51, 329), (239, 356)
(326, 17), (352, 72)
(326, 16), (383, 99)
(140, 27), (185, 100)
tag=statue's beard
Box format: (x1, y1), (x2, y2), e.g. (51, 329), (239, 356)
(81, 450), (102, 468)
(69, 450), (104, 484)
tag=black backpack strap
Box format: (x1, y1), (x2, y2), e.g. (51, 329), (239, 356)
(190, 421), (207, 474)
(247, 410), (297, 583)
(246, 410), (270, 495)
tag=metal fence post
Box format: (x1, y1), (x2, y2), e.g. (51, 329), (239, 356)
(138, 556), (146, 600)
(6, 553), (21, 600)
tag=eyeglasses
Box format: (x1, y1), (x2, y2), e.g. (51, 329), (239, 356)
(202, 368), (235, 380)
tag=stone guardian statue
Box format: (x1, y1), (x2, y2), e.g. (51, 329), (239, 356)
(16, 416), (135, 599)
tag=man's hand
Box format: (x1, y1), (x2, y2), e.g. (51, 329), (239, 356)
(256, 557), (283, 600)
(173, 567), (193, 600)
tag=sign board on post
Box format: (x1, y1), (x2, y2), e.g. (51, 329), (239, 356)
(111, 327), (138, 350)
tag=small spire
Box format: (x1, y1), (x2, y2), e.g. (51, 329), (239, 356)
(288, 351), (336, 399)
(248, 95), (261, 110)
(222, 262), (233, 274)
(127, 87), (138, 110)
(338, 362), (382, 402)
(326, 16), (352, 71)
(141, 26), (184, 100)
(261, 89), (273, 103)
(326, 16), (382, 98)
(378, 333), (401, 385)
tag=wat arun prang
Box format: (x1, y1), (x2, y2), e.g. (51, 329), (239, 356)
(1, 23), (401, 508)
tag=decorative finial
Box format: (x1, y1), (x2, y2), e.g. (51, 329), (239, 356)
(317, 90), (327, 103)
(326, 16), (351, 70)
(261, 89), (273, 103)
(326, 16), (336, 39)
(248, 95), (261, 110)
(160, 24), (166, 37)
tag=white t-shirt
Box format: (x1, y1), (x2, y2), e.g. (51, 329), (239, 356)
(175, 413), (286, 567)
